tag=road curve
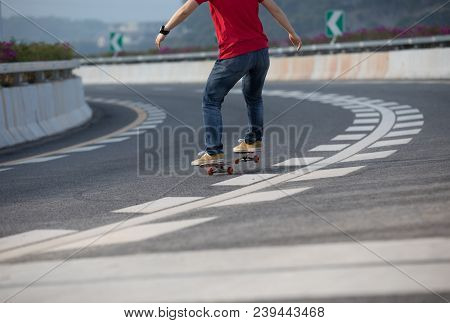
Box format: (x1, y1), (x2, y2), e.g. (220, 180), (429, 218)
(0, 80), (449, 302)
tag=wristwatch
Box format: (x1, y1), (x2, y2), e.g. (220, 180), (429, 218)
(159, 25), (170, 35)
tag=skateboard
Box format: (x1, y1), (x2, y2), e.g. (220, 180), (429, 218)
(234, 152), (261, 165)
(198, 161), (234, 176)
(196, 152), (261, 176)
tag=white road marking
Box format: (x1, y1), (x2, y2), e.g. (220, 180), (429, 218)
(393, 121), (424, 129)
(142, 120), (164, 125)
(389, 105), (412, 110)
(51, 218), (215, 252)
(0, 93), (400, 261)
(397, 114), (423, 122)
(136, 125), (158, 130)
(206, 188), (311, 208)
(369, 138), (412, 148)
(113, 197), (204, 214)
(213, 174), (277, 186)
(65, 145), (105, 153)
(289, 166), (365, 181)
(2, 237), (448, 302)
(346, 126), (376, 132)
(355, 113), (379, 118)
(10, 155), (68, 165)
(310, 144), (350, 152)
(379, 102), (398, 107)
(332, 134), (366, 141)
(351, 108), (375, 113)
(395, 108), (421, 115)
(341, 150), (397, 162)
(96, 137), (130, 144)
(364, 99), (384, 104)
(146, 116), (166, 121)
(341, 104), (365, 110)
(273, 157), (324, 167)
(0, 168), (12, 172)
(353, 119), (379, 124)
(113, 131), (140, 137)
(385, 129), (422, 138)
(0, 230), (76, 252)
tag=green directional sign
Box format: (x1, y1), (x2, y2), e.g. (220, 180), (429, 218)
(325, 10), (345, 38)
(109, 32), (123, 53)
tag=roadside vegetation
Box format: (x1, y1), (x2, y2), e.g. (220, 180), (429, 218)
(0, 41), (73, 63)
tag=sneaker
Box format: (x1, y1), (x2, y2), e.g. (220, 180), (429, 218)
(191, 152), (225, 166)
(233, 139), (262, 153)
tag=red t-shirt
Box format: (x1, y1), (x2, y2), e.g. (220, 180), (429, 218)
(195, 0), (269, 59)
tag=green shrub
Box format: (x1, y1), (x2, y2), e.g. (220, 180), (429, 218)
(0, 42), (74, 63)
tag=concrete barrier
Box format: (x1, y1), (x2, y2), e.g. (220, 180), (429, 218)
(0, 76), (92, 149)
(76, 47), (450, 84)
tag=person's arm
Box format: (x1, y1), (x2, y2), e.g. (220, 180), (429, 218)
(155, 0), (199, 49)
(261, 0), (302, 51)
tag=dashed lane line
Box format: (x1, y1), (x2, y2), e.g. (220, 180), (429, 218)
(385, 129), (422, 138)
(0, 168), (12, 172)
(379, 102), (399, 107)
(395, 109), (421, 115)
(340, 150), (397, 163)
(65, 145), (106, 153)
(355, 113), (380, 118)
(332, 134), (366, 141)
(288, 166), (365, 182)
(206, 188), (311, 208)
(272, 157), (324, 167)
(393, 121), (424, 129)
(96, 137), (130, 144)
(310, 144), (350, 152)
(351, 108), (375, 113)
(369, 138), (412, 148)
(346, 125), (376, 132)
(212, 174), (277, 186)
(0, 230), (77, 253)
(51, 218), (215, 252)
(397, 114), (424, 122)
(9, 155), (68, 166)
(113, 197), (204, 214)
(353, 119), (380, 124)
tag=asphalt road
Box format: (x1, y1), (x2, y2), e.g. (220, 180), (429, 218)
(0, 80), (449, 302)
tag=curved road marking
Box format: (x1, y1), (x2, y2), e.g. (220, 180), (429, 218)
(0, 91), (416, 261)
(0, 99), (148, 167)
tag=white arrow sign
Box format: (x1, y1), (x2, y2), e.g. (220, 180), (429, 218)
(110, 32), (123, 53)
(326, 10), (344, 36)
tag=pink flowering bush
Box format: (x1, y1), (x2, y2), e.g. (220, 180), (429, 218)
(0, 42), (73, 63)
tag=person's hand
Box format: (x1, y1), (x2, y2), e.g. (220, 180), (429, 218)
(155, 33), (166, 49)
(289, 33), (302, 51)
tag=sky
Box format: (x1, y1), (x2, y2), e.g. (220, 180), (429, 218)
(2, 0), (182, 22)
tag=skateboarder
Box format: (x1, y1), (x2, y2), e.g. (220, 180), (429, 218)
(155, 0), (302, 166)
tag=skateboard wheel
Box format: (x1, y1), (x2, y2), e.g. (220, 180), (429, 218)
(254, 155), (260, 163)
(207, 168), (215, 176)
(234, 158), (240, 165)
(227, 166), (234, 175)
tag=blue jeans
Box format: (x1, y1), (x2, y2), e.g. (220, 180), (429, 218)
(202, 48), (270, 155)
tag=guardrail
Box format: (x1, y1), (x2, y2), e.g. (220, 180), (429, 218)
(0, 60), (80, 87)
(81, 34), (450, 66)
(0, 59), (92, 150)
